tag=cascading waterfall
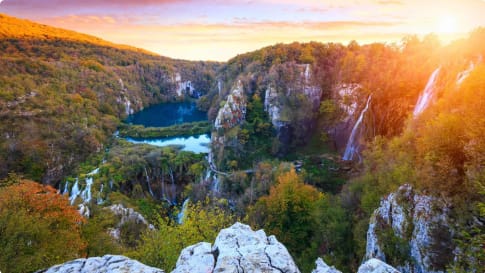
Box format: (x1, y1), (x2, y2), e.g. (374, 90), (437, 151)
(81, 177), (93, 203)
(69, 179), (80, 205)
(68, 167), (99, 205)
(207, 151), (220, 194)
(177, 198), (190, 224)
(97, 184), (104, 205)
(62, 181), (69, 195)
(144, 167), (154, 197)
(343, 95), (372, 161)
(456, 62), (475, 86)
(413, 68), (441, 117)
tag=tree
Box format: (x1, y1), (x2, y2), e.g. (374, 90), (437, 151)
(0, 180), (86, 273)
(248, 168), (323, 270)
(135, 199), (234, 271)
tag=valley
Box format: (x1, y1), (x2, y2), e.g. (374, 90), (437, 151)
(0, 13), (484, 273)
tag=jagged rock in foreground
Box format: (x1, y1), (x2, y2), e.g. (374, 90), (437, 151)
(366, 184), (451, 273)
(357, 259), (400, 273)
(171, 222), (300, 273)
(311, 257), (342, 273)
(37, 255), (164, 273)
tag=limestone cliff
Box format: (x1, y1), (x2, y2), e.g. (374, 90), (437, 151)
(36, 255), (164, 273)
(214, 81), (246, 130)
(365, 185), (453, 273)
(171, 222), (300, 273)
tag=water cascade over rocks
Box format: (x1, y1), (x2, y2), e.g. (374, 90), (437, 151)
(176, 198), (190, 224)
(66, 167), (99, 205)
(413, 68), (441, 117)
(343, 95), (372, 161)
(456, 62), (475, 86)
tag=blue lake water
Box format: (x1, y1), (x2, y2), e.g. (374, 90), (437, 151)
(126, 102), (207, 127)
(125, 134), (211, 153)
(124, 102), (210, 153)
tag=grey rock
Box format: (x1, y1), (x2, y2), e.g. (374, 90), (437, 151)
(37, 255), (164, 273)
(365, 185), (451, 273)
(171, 222), (300, 273)
(311, 257), (342, 273)
(357, 259), (400, 273)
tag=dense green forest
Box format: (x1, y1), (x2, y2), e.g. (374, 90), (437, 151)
(0, 14), (219, 184)
(0, 14), (484, 273)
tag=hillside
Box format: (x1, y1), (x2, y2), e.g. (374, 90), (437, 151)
(0, 14), (219, 183)
(0, 13), (484, 273)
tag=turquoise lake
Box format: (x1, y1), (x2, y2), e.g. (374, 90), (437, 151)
(126, 102), (207, 127)
(124, 102), (210, 153)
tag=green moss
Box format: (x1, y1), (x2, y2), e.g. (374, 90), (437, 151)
(118, 121), (211, 139)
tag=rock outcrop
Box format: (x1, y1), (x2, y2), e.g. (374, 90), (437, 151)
(365, 185), (452, 273)
(107, 204), (153, 240)
(357, 259), (400, 273)
(37, 255), (164, 273)
(171, 222), (300, 273)
(214, 81), (246, 130)
(311, 257), (342, 273)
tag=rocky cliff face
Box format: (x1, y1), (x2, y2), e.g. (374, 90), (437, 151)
(365, 185), (453, 273)
(214, 81), (246, 130)
(107, 203), (154, 240)
(35, 222), (403, 273)
(36, 255), (164, 273)
(263, 63), (322, 130)
(171, 222), (300, 273)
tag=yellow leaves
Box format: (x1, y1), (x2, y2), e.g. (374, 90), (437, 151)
(0, 180), (86, 273)
(136, 199), (234, 271)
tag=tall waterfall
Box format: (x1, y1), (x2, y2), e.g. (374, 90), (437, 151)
(413, 68), (441, 117)
(207, 150), (220, 194)
(177, 198), (190, 224)
(343, 95), (372, 161)
(456, 62), (475, 86)
(144, 167), (154, 197)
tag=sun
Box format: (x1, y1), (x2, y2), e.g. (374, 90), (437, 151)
(437, 15), (458, 34)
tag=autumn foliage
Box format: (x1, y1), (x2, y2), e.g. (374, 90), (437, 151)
(0, 180), (86, 273)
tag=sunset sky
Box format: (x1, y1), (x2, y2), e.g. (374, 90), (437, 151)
(0, 0), (484, 61)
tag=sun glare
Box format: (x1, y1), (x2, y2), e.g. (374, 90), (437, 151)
(437, 15), (458, 34)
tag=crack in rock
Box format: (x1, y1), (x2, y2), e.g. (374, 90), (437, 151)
(264, 246), (285, 273)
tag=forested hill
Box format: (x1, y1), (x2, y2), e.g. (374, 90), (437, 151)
(0, 14), (219, 184)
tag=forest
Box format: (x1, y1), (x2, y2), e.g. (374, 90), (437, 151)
(0, 13), (484, 273)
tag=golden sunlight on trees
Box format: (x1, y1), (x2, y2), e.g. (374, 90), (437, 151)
(248, 168), (323, 269)
(0, 180), (86, 273)
(135, 199), (234, 271)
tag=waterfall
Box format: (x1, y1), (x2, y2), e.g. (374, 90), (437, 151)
(218, 80), (222, 95)
(343, 95), (372, 161)
(69, 179), (80, 205)
(144, 167), (154, 197)
(413, 68), (441, 117)
(97, 184), (104, 205)
(67, 167), (98, 205)
(62, 181), (69, 195)
(456, 62), (475, 86)
(207, 151), (220, 194)
(177, 199), (190, 224)
(81, 177), (93, 203)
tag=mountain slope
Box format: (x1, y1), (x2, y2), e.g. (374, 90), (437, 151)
(0, 14), (219, 184)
